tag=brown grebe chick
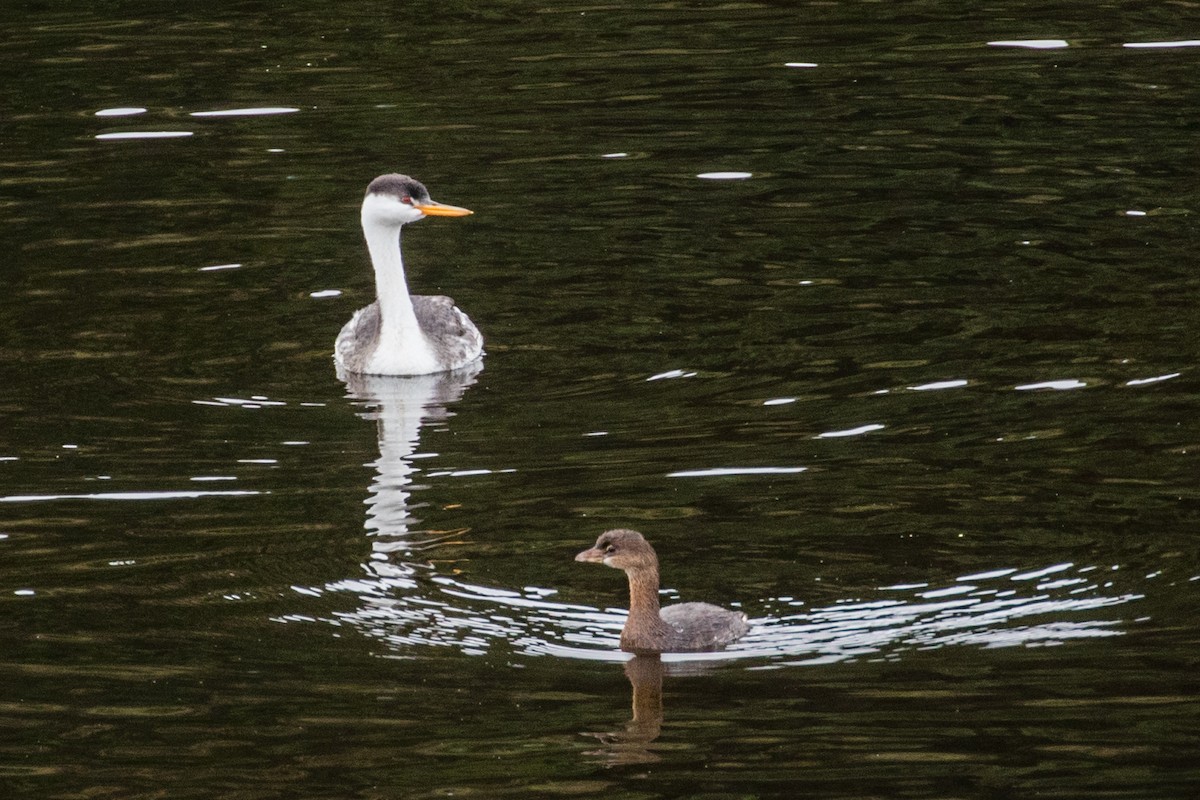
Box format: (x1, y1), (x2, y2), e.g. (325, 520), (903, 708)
(575, 529), (749, 654)
(335, 174), (483, 376)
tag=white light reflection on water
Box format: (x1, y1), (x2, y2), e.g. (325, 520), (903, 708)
(95, 131), (193, 140)
(1126, 372), (1180, 386)
(1011, 562), (1073, 581)
(987, 39), (1069, 49)
(283, 560), (1144, 666)
(667, 466), (807, 478)
(1123, 40), (1200, 49)
(908, 379), (968, 391)
(815, 423), (885, 438)
(0, 490), (263, 502)
(189, 107), (301, 117)
(646, 368), (696, 381)
(193, 395), (289, 408)
(1014, 379), (1087, 391)
(424, 467), (517, 478)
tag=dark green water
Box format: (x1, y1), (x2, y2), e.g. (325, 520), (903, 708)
(2, 2), (1198, 797)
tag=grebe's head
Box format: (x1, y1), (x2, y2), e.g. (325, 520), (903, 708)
(360, 173), (472, 229)
(575, 529), (658, 572)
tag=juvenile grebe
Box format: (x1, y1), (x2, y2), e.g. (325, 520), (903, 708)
(334, 174), (483, 376)
(576, 529), (749, 653)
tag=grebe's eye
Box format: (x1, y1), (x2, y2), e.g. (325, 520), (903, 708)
(400, 195), (413, 205)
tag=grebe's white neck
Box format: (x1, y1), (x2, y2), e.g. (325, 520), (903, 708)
(358, 196), (441, 375)
(361, 213), (421, 335)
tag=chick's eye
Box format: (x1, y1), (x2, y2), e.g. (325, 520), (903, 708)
(604, 544), (616, 554)
(400, 195), (413, 205)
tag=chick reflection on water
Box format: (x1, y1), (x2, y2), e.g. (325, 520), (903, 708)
(575, 529), (750, 653)
(583, 654), (665, 766)
(581, 654), (750, 766)
(335, 174), (483, 376)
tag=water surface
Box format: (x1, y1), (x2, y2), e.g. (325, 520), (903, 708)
(2, 2), (1198, 798)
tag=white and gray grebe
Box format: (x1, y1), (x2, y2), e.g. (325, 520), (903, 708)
(335, 174), (482, 376)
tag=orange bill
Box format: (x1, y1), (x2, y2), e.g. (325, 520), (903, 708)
(415, 201), (473, 217)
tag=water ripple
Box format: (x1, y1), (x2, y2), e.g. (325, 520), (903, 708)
(279, 559), (1147, 666)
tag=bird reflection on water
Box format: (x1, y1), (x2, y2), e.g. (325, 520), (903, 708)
(581, 655), (759, 767)
(338, 362), (482, 540)
(331, 363), (483, 605)
(582, 654), (665, 766)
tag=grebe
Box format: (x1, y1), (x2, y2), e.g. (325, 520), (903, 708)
(335, 174), (483, 376)
(576, 529), (749, 653)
